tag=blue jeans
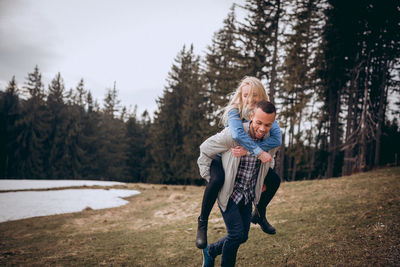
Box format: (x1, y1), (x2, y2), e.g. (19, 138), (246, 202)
(208, 198), (252, 267)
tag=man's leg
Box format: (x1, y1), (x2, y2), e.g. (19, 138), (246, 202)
(196, 157), (225, 249)
(252, 167), (280, 234)
(207, 199), (250, 267)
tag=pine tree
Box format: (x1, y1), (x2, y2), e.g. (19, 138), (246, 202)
(181, 52), (212, 184)
(17, 66), (48, 178)
(62, 79), (89, 178)
(150, 45), (211, 184)
(279, 0), (325, 179)
(205, 6), (246, 125)
(98, 86), (128, 180)
(125, 108), (147, 182)
(103, 81), (120, 118)
(72, 78), (87, 109)
(45, 72), (69, 178)
(24, 65), (45, 100)
(80, 91), (103, 178)
(238, 0), (284, 97)
(0, 76), (20, 178)
(366, 0), (400, 167)
(330, 0), (400, 175)
(318, 0), (355, 178)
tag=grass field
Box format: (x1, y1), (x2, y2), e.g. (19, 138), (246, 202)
(0, 167), (399, 266)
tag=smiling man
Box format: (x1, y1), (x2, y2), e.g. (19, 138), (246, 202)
(197, 100), (278, 267)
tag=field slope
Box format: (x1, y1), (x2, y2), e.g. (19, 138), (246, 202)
(0, 167), (399, 266)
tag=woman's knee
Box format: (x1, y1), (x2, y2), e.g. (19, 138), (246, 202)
(265, 169), (281, 188)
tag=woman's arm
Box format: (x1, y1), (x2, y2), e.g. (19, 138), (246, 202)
(228, 108), (262, 156)
(228, 109), (282, 156)
(257, 120), (282, 151)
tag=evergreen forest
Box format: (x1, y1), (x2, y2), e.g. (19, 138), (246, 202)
(1, 0), (399, 184)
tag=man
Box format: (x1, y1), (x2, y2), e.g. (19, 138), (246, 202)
(197, 100), (279, 267)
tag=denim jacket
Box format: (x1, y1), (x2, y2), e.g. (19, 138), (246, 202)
(228, 108), (282, 156)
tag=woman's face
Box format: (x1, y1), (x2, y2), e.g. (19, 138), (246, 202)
(241, 84), (259, 109)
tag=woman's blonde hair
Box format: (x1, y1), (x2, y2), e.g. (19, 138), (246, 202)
(220, 76), (269, 126)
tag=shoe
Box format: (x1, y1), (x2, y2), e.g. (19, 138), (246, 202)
(251, 212), (276, 234)
(196, 217), (208, 249)
(202, 245), (214, 267)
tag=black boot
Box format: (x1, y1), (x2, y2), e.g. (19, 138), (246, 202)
(196, 217), (208, 249)
(251, 210), (276, 234)
(252, 168), (280, 234)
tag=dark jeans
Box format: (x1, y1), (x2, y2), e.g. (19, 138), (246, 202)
(208, 198), (252, 267)
(200, 156), (280, 220)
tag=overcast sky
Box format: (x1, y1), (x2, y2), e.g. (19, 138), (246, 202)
(0, 0), (244, 117)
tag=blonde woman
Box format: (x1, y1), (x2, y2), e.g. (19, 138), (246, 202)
(196, 76), (282, 249)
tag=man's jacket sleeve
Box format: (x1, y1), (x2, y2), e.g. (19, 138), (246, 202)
(197, 128), (233, 182)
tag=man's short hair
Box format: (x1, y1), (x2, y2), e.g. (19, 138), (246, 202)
(255, 100), (276, 114)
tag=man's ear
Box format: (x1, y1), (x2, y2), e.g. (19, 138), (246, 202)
(250, 109), (255, 120)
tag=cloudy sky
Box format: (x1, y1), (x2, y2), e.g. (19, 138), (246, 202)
(0, 0), (244, 117)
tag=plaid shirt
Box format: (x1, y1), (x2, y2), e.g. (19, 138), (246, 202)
(231, 152), (261, 205)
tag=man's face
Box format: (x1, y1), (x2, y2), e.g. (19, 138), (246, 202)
(250, 107), (276, 140)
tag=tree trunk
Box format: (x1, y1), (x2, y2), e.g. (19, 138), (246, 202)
(325, 88), (340, 178)
(269, 0), (281, 104)
(374, 62), (389, 166)
(359, 64), (370, 171)
(309, 146), (315, 179)
(278, 133), (285, 182)
(291, 156), (297, 181)
(342, 87), (356, 176)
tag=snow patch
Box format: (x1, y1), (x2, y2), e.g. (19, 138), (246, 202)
(0, 189), (140, 223)
(0, 179), (125, 191)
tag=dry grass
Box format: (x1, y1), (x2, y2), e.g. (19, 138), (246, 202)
(0, 167), (399, 266)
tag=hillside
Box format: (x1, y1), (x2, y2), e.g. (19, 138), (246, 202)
(0, 167), (399, 266)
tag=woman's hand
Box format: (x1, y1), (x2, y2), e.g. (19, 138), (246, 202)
(231, 145), (248, 157)
(257, 151), (272, 163)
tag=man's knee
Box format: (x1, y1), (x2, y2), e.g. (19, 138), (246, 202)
(228, 231), (248, 244)
(240, 233), (248, 244)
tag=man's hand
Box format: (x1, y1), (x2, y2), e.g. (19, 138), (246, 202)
(257, 151), (272, 163)
(231, 145), (248, 157)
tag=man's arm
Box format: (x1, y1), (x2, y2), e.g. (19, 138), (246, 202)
(197, 127), (233, 182)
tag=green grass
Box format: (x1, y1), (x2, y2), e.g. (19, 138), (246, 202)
(0, 167), (399, 266)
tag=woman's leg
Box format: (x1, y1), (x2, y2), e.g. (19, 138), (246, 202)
(259, 167), (281, 216)
(252, 168), (281, 234)
(196, 157), (225, 249)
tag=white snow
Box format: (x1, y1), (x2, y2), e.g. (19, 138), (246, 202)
(0, 179), (125, 191)
(0, 180), (141, 223)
